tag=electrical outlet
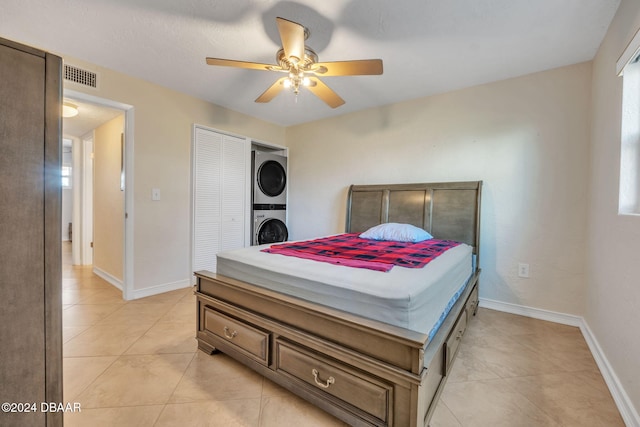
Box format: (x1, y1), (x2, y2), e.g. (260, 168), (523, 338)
(518, 263), (530, 278)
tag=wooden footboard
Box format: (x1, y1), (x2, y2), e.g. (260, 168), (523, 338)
(195, 270), (479, 427)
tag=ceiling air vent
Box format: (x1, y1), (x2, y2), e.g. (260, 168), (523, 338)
(64, 64), (98, 89)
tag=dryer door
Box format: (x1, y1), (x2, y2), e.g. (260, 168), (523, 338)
(257, 160), (286, 197)
(256, 218), (288, 244)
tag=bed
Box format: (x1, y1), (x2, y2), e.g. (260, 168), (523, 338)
(194, 181), (482, 426)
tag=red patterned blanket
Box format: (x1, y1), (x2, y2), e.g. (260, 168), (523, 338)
(262, 233), (461, 272)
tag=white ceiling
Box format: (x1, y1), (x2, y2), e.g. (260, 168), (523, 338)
(2, 0), (620, 127)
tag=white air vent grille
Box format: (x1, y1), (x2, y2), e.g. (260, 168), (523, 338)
(64, 64), (98, 89)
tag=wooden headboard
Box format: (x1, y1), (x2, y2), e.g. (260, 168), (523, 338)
(346, 181), (482, 263)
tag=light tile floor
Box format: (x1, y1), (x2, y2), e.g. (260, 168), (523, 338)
(61, 243), (624, 426)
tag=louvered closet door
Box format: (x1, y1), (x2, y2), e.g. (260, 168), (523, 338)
(221, 136), (246, 251)
(193, 127), (247, 274)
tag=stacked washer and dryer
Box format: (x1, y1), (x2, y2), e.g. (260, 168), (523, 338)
(252, 150), (289, 245)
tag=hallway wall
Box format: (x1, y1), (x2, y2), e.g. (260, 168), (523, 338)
(93, 115), (125, 283)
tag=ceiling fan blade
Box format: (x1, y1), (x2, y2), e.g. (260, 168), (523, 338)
(312, 59), (383, 76)
(255, 78), (287, 103)
(306, 77), (345, 108)
(276, 17), (305, 64)
(206, 57), (276, 71)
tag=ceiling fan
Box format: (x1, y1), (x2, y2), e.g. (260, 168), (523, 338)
(206, 17), (383, 108)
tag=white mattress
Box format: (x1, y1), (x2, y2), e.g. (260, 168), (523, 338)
(216, 240), (473, 336)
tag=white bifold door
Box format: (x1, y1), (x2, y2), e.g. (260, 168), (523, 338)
(192, 126), (249, 275)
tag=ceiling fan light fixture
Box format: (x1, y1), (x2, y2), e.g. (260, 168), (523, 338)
(62, 101), (79, 118)
(205, 17), (382, 108)
(282, 71), (311, 95)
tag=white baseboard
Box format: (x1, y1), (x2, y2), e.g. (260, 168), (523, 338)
(92, 266), (123, 291)
(478, 297), (583, 327)
(479, 298), (640, 427)
(580, 321), (640, 427)
(129, 279), (192, 301)
(91, 268), (191, 301)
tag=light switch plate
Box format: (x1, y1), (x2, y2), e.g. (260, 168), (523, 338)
(518, 263), (530, 278)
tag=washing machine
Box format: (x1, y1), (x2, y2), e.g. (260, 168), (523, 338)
(253, 151), (287, 208)
(253, 209), (288, 245)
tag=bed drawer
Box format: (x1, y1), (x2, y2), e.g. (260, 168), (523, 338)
(275, 339), (391, 424)
(203, 307), (269, 365)
(466, 285), (479, 323)
(444, 309), (467, 374)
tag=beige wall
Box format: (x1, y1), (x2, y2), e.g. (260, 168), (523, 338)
(93, 115), (125, 281)
(287, 62), (592, 317)
(589, 0), (640, 416)
(63, 56), (285, 293)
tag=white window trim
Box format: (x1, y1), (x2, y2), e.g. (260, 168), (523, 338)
(617, 27), (640, 76)
(618, 28), (640, 216)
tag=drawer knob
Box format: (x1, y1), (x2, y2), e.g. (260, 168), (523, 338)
(312, 369), (335, 389)
(223, 326), (238, 339)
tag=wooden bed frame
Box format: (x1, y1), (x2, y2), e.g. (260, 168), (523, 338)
(195, 181), (482, 426)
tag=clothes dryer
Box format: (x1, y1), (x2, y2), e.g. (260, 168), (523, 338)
(253, 209), (288, 245)
(253, 151), (287, 208)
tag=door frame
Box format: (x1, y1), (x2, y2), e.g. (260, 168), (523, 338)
(64, 89), (135, 300)
(81, 133), (93, 266)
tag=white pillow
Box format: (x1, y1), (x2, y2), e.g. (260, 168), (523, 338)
(359, 223), (433, 243)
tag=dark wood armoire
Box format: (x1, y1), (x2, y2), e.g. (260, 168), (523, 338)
(0, 36), (63, 426)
